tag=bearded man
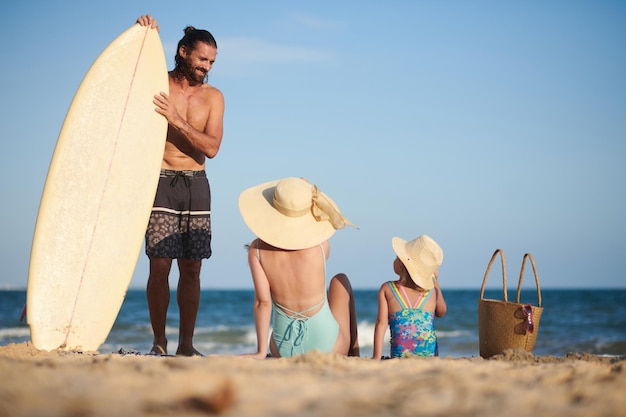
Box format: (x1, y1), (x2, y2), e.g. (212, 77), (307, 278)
(137, 15), (225, 357)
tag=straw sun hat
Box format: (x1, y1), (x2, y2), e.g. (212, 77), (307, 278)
(392, 235), (443, 289)
(238, 177), (356, 250)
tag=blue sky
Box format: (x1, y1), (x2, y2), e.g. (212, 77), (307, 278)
(1, 1), (624, 290)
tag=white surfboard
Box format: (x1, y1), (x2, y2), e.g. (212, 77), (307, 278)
(26, 23), (169, 351)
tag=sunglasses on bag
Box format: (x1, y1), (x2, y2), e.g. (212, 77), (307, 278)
(522, 304), (534, 333)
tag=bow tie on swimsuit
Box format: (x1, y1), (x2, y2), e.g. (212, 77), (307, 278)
(274, 299), (324, 356)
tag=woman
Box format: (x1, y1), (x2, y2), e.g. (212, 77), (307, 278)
(238, 177), (360, 358)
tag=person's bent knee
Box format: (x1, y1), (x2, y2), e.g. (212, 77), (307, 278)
(330, 273), (352, 292)
(328, 273), (354, 308)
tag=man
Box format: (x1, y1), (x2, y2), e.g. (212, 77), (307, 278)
(137, 15), (224, 356)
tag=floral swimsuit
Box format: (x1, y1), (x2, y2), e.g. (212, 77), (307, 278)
(387, 281), (438, 357)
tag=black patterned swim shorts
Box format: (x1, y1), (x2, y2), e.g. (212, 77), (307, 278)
(145, 169), (212, 260)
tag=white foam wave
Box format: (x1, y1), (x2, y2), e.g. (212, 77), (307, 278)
(356, 320), (385, 348)
(355, 321), (471, 347)
(0, 327), (30, 339)
(436, 329), (471, 338)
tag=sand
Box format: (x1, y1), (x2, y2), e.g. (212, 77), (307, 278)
(0, 342), (624, 417)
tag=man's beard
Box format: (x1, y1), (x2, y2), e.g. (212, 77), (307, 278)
(177, 57), (208, 83)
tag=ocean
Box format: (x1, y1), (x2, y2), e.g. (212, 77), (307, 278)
(1, 288), (625, 358)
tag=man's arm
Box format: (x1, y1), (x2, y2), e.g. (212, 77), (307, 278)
(154, 88), (225, 159)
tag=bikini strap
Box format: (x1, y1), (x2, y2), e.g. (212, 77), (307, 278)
(400, 285), (425, 309)
(390, 281), (431, 309)
(416, 289), (432, 309)
(320, 243), (327, 282)
(388, 281), (408, 309)
(273, 298), (325, 316)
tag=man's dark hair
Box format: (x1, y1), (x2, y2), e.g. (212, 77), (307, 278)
(175, 26), (217, 67)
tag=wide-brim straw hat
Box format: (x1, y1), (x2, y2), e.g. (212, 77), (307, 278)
(392, 235), (443, 289)
(238, 177), (356, 250)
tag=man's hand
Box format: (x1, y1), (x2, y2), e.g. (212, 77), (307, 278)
(153, 92), (182, 127)
(137, 14), (160, 32)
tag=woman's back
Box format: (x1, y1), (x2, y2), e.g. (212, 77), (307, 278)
(254, 239), (329, 314)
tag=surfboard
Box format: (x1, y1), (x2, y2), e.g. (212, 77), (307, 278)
(26, 23), (169, 352)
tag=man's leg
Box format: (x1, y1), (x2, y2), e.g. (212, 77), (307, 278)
(176, 258), (202, 356)
(147, 257), (173, 354)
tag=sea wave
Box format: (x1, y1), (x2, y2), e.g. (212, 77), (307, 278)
(3, 289), (625, 358)
(0, 326), (30, 339)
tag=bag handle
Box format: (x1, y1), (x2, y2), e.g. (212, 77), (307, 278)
(479, 249), (507, 302)
(516, 253), (542, 307)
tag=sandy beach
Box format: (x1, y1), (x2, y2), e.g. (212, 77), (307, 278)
(0, 342), (624, 417)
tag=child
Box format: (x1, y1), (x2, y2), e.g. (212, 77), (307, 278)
(372, 235), (447, 359)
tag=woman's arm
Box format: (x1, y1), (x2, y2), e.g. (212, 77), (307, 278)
(242, 241), (273, 358)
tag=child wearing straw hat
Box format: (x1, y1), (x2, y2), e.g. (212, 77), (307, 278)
(372, 235), (447, 359)
(238, 177), (360, 358)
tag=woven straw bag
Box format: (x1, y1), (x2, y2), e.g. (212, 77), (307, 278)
(478, 249), (543, 358)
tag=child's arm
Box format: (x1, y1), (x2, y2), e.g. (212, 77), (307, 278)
(433, 273), (447, 317)
(372, 284), (389, 360)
